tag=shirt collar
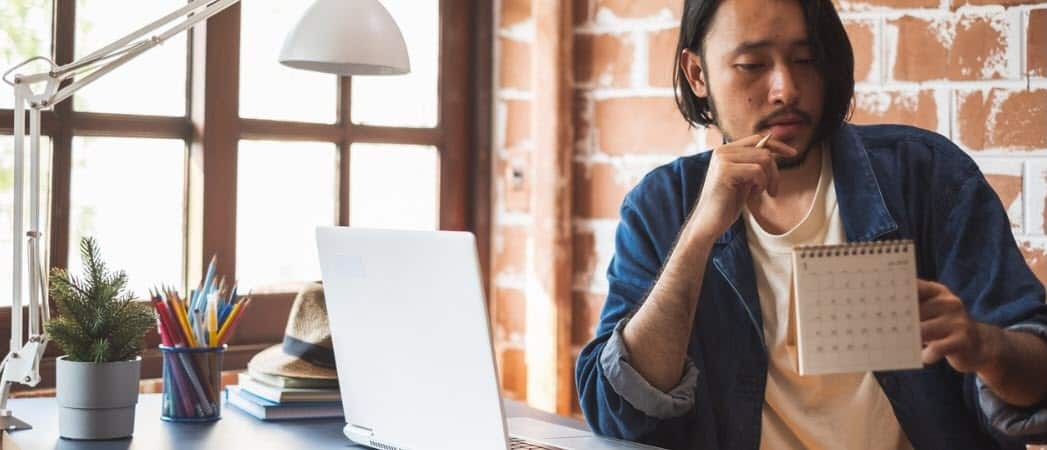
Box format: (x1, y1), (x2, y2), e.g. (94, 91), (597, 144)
(829, 123), (898, 242)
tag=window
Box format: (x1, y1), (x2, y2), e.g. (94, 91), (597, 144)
(236, 140), (337, 291)
(351, 0), (440, 128)
(68, 137), (185, 296)
(349, 143), (440, 230)
(0, 0), (489, 390)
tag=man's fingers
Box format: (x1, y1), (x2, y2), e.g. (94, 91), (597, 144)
(728, 164), (768, 193)
(921, 342), (945, 365)
(919, 296), (961, 321)
(760, 139), (799, 158)
(917, 279), (948, 302)
(721, 149), (779, 197)
(921, 335), (964, 366)
(920, 316), (954, 343)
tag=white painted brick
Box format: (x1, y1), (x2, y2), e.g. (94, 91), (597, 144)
(1026, 161), (1047, 236)
(974, 158), (1024, 234)
(573, 219), (618, 294)
(935, 88), (952, 139)
(1004, 7), (1024, 81)
(632, 30), (649, 88)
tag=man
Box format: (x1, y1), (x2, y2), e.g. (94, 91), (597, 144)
(574, 1), (1047, 449)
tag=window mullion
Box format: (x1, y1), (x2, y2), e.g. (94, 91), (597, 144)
(187, 4), (240, 292)
(439, 0), (470, 232)
(47, 0), (77, 271)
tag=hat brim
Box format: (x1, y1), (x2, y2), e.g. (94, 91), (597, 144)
(247, 344), (338, 380)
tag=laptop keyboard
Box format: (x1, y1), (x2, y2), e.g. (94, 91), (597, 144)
(509, 436), (566, 450)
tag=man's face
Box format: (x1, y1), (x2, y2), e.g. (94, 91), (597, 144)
(684, 0), (825, 169)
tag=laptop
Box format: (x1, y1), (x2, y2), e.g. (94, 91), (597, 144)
(315, 227), (662, 450)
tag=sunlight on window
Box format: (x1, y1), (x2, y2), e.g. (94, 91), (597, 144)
(351, 0), (439, 128)
(69, 137), (185, 299)
(74, 1), (187, 116)
(349, 144), (439, 230)
(237, 141), (337, 291)
(0, 0), (52, 110)
(0, 136), (51, 307)
(240, 2), (337, 123)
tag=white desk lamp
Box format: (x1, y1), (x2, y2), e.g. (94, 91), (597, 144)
(0, 0), (409, 431)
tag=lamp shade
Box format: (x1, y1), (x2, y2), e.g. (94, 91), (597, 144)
(279, 0), (410, 76)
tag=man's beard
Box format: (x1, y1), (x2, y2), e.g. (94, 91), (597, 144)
(708, 89), (818, 170)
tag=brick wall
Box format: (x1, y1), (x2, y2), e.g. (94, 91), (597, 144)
(491, 0), (1047, 418)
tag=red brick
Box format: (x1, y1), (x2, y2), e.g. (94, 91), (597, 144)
(851, 90), (937, 132)
(1030, 9), (1047, 77)
(499, 38), (531, 90)
(493, 225), (528, 278)
(503, 99), (531, 149)
(952, 0), (1044, 7)
(497, 347), (528, 400)
(649, 27), (679, 88)
(956, 89), (1047, 150)
(984, 174), (1022, 212)
(595, 0), (682, 19)
(493, 288), (527, 340)
(573, 228), (596, 287)
(574, 161), (631, 219)
(844, 20), (876, 83)
(834, 0), (937, 9)
(1019, 242), (1047, 289)
(594, 96), (693, 155)
(571, 291), (605, 347)
(575, 33), (634, 88)
(501, 0), (531, 29)
(891, 15), (1009, 81)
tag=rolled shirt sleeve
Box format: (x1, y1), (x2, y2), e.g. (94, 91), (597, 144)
(599, 315), (700, 419)
(976, 323), (1047, 439)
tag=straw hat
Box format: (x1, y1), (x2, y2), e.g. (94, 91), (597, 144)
(247, 281), (337, 380)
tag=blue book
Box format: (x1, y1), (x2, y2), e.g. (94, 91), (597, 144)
(226, 386), (343, 420)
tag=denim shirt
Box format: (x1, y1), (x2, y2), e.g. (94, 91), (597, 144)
(575, 124), (1047, 450)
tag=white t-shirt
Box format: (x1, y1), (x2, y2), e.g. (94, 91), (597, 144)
(742, 146), (914, 450)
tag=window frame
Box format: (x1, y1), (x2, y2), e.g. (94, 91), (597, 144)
(0, 0), (492, 391)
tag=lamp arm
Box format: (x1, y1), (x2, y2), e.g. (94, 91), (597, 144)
(3, 0), (241, 108)
(65, 0), (229, 75)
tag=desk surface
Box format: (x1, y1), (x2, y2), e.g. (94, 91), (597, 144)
(2, 393), (586, 450)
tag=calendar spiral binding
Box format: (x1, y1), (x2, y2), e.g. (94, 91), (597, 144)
(794, 239), (913, 259)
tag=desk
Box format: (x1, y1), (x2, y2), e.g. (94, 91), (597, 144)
(2, 393), (587, 449)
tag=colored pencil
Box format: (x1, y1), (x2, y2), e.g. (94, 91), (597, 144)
(216, 298), (250, 346)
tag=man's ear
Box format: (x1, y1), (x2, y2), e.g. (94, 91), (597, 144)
(680, 49), (708, 99)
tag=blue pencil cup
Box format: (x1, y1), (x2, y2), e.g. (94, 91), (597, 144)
(159, 345), (226, 422)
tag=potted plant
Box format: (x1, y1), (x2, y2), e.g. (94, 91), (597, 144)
(44, 237), (155, 440)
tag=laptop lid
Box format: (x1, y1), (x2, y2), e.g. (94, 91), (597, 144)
(315, 227), (509, 450)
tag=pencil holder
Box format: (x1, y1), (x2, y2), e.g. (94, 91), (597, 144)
(159, 345), (226, 422)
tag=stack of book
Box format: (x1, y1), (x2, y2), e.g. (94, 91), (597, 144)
(226, 369), (342, 420)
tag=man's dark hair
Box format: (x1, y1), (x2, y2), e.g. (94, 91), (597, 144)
(672, 0), (854, 143)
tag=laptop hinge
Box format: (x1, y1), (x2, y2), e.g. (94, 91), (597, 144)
(343, 423), (375, 443)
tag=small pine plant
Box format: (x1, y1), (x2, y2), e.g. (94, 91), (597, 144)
(44, 237), (155, 363)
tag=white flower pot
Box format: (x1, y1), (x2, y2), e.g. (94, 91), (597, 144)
(55, 356), (141, 440)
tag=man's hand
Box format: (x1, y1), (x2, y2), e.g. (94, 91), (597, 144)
(917, 279), (1047, 407)
(917, 280), (1000, 373)
(687, 134), (798, 243)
